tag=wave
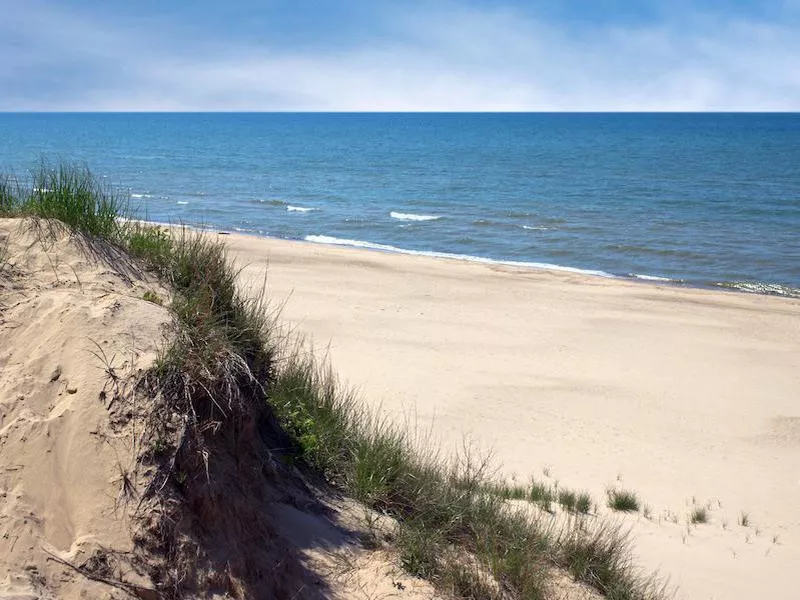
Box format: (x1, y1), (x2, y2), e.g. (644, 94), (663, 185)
(176, 201), (189, 205)
(304, 235), (613, 277)
(287, 205), (318, 213)
(713, 281), (800, 298)
(630, 273), (674, 282)
(257, 198), (288, 206)
(390, 211), (441, 222)
(131, 193), (152, 199)
(522, 225), (549, 231)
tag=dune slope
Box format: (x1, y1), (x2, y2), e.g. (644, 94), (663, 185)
(0, 219), (442, 600)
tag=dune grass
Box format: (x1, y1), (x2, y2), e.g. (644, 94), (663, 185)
(0, 163), (127, 237)
(2, 162), (668, 600)
(0, 174), (17, 215)
(607, 489), (641, 513)
(690, 507), (709, 525)
(271, 344), (664, 599)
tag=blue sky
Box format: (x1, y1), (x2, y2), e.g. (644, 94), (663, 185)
(1, 0), (799, 111)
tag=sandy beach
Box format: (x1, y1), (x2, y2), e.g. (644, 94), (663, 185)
(227, 232), (800, 600)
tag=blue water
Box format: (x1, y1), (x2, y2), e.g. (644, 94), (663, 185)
(1, 113), (799, 295)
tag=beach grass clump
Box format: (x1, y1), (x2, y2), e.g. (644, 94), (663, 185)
(28, 163), (127, 238)
(144, 230), (276, 412)
(559, 487), (593, 515)
(529, 479), (556, 511)
(0, 174), (19, 215)
(690, 507), (709, 524)
(484, 481), (530, 501)
(142, 290), (163, 305)
(126, 222), (175, 271)
(484, 479), (592, 515)
(558, 489), (578, 512)
(607, 488), (641, 513)
(0, 163), (129, 240)
(576, 492), (593, 515)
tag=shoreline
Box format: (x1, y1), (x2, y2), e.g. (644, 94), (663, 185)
(49, 215), (800, 300)
(203, 224), (800, 301)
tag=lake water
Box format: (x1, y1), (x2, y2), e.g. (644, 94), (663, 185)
(1, 112), (798, 295)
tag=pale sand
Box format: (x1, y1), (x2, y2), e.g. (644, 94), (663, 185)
(0, 220), (439, 599)
(0, 220), (171, 598)
(227, 232), (800, 600)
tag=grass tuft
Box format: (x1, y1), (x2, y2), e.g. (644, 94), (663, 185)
(607, 488), (641, 513)
(558, 489), (577, 512)
(690, 507), (708, 524)
(529, 479), (556, 511)
(0, 174), (19, 215)
(576, 492), (593, 515)
(142, 290), (163, 305)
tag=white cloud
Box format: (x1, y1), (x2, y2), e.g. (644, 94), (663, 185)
(2, 2), (799, 110)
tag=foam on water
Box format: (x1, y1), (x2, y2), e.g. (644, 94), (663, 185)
(631, 273), (674, 282)
(714, 281), (800, 298)
(287, 205), (317, 213)
(305, 235), (614, 277)
(390, 212), (441, 221)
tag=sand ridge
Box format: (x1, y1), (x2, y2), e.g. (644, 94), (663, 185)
(0, 219), (442, 600)
(0, 219), (171, 598)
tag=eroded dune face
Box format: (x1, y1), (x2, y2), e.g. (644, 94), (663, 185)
(0, 219), (171, 599)
(0, 221), (442, 600)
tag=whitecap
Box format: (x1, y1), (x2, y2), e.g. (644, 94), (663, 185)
(304, 235), (613, 277)
(522, 225), (549, 231)
(714, 281), (800, 297)
(176, 201), (189, 205)
(287, 205), (317, 213)
(631, 273), (673, 282)
(131, 193), (153, 199)
(390, 211), (441, 222)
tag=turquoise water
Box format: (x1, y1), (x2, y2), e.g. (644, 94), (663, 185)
(1, 113), (798, 295)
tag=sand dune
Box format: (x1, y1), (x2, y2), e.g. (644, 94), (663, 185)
(0, 220), (171, 598)
(0, 220), (439, 599)
(227, 232), (800, 600)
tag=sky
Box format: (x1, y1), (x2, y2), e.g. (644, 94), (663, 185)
(1, 0), (799, 111)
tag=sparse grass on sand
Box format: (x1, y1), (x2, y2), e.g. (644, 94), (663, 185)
(607, 489), (641, 513)
(690, 507), (709, 525)
(1, 163), (668, 600)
